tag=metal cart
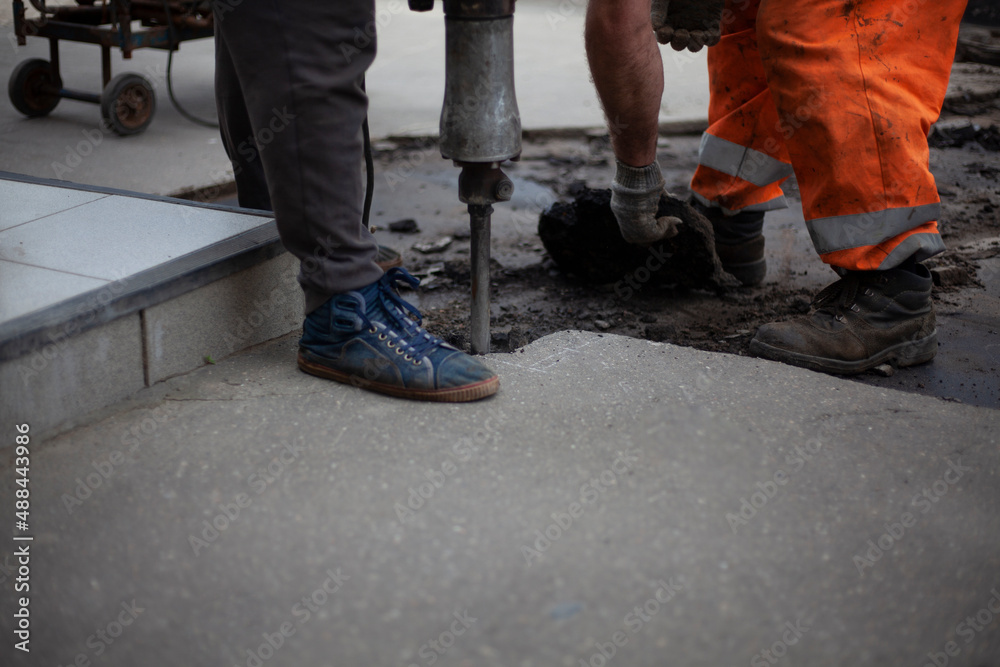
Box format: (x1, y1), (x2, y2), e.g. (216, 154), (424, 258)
(8, 0), (214, 134)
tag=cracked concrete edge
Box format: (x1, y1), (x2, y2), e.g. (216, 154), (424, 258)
(36, 328), (999, 451)
(491, 330), (999, 419)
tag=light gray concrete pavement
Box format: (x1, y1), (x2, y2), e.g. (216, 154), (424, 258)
(0, 1), (709, 196)
(1, 6), (998, 665)
(2, 330), (999, 666)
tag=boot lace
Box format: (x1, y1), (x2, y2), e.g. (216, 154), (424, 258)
(360, 268), (444, 359)
(811, 273), (864, 322)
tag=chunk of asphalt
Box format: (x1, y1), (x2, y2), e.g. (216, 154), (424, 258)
(538, 185), (739, 291)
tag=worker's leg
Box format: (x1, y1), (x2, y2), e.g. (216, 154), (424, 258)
(748, 0), (966, 374)
(215, 28), (403, 269)
(213, 0), (497, 401)
(689, 0), (791, 215)
(586, 0), (681, 245)
(216, 27), (406, 272)
(585, 0), (663, 167)
(685, 0), (788, 285)
(214, 27), (271, 211)
(212, 0), (382, 314)
(756, 0), (965, 271)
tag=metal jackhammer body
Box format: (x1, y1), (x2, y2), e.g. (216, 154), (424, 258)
(408, 0), (522, 354)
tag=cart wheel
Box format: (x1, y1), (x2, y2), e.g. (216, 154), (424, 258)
(8, 58), (62, 118)
(101, 73), (156, 136)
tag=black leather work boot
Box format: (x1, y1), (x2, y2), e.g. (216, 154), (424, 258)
(749, 263), (937, 374)
(691, 200), (766, 286)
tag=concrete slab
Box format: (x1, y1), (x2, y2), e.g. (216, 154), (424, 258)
(143, 253), (302, 384)
(0, 175), (286, 433)
(0, 178), (106, 232)
(0, 192), (267, 281)
(0, 312), (144, 435)
(2, 330), (998, 666)
(0, 259), (108, 321)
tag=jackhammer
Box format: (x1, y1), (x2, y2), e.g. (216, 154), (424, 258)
(407, 0), (522, 354)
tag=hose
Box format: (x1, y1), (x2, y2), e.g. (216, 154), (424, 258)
(28, 0), (53, 15)
(361, 76), (375, 231)
(161, 0), (219, 128)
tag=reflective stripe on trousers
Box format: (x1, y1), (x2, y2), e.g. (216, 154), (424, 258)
(690, 0), (965, 271)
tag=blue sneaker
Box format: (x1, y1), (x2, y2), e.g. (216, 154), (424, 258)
(298, 268), (499, 402)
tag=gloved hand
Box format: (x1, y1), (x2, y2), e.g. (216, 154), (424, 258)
(651, 0), (725, 52)
(610, 160), (681, 245)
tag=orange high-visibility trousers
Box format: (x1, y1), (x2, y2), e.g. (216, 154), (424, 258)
(690, 0), (967, 271)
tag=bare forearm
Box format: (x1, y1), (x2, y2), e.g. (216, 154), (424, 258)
(585, 0), (663, 167)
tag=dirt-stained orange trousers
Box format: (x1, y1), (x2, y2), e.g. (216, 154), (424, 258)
(690, 0), (968, 271)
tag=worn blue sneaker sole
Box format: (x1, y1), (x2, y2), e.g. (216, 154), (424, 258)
(297, 351), (499, 402)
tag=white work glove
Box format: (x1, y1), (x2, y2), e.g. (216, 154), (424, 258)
(610, 160), (681, 245)
(651, 0), (725, 52)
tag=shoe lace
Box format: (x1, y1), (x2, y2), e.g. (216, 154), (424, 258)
(811, 273), (863, 320)
(364, 268), (444, 359)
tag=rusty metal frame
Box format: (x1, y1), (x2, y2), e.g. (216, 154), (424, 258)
(11, 0), (213, 105)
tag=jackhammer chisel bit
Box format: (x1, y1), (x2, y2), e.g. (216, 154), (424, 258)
(408, 0), (522, 354)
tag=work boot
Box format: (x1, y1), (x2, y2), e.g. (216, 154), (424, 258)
(691, 200), (766, 286)
(749, 263), (937, 375)
(298, 268), (499, 401)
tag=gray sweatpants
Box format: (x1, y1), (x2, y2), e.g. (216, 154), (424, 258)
(213, 0), (384, 314)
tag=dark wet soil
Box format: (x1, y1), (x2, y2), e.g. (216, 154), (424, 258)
(399, 100), (1000, 407)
